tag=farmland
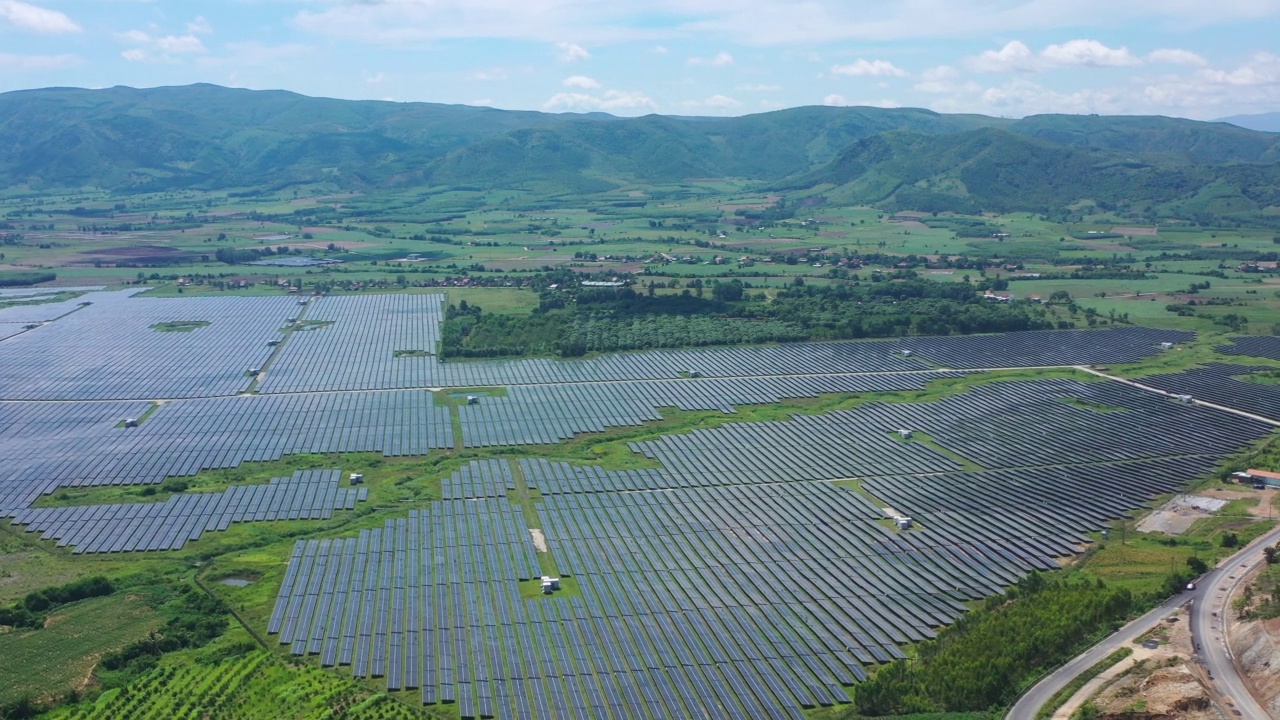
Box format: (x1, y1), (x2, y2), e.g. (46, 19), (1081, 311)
(4, 127), (1280, 717)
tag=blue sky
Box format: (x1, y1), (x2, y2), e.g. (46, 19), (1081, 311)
(0, 0), (1278, 119)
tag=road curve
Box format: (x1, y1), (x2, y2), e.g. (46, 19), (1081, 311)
(1008, 523), (1280, 720)
(1190, 523), (1280, 720)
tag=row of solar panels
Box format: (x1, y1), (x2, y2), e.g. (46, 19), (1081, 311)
(9, 470), (366, 553)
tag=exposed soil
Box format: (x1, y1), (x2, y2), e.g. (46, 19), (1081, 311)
(1112, 226), (1160, 236)
(1137, 495), (1229, 535)
(528, 528), (548, 553)
(1071, 608), (1228, 720)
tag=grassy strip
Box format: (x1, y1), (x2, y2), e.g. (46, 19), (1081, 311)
(1033, 647), (1133, 720)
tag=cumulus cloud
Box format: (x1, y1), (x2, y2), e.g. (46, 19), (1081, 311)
(556, 41), (590, 63)
(1148, 48), (1209, 67)
(562, 75), (601, 89)
(650, 45), (669, 55)
(968, 39), (1140, 73)
(0, 1), (79, 34)
(831, 59), (907, 77)
(544, 89), (656, 112)
(702, 94), (742, 108)
(966, 41), (1036, 72)
(914, 65), (963, 93)
(1197, 53), (1280, 86)
(823, 94), (850, 106)
(0, 51), (79, 69)
(738, 84), (782, 91)
(1041, 39), (1139, 68)
(118, 25), (209, 62)
(688, 51), (734, 67)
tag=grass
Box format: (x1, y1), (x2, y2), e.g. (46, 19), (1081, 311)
(1033, 647), (1133, 720)
(149, 320), (210, 332)
(41, 642), (441, 720)
(0, 593), (164, 705)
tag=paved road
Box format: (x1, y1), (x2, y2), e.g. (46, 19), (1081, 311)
(1190, 523), (1280, 719)
(1009, 523), (1280, 720)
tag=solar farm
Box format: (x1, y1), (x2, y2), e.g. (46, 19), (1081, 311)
(1, 288), (1275, 718)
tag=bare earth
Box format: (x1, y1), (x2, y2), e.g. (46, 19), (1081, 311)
(1112, 226), (1160, 236)
(1137, 495), (1229, 535)
(1076, 609), (1226, 720)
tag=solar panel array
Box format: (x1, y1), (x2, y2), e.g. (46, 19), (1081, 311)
(0, 391), (452, 515)
(0, 288), (141, 324)
(899, 327), (1194, 369)
(0, 324), (30, 341)
(257, 294), (446, 394)
(2, 287), (1268, 716)
(0, 291), (292, 400)
(1215, 335), (1280, 361)
(1140, 363), (1280, 421)
(252, 293), (1186, 394)
(457, 371), (966, 448)
(11, 470), (366, 553)
(268, 375), (1272, 718)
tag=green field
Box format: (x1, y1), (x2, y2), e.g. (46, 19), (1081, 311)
(0, 594), (163, 706)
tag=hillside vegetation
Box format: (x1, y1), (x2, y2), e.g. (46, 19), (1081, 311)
(3, 84), (1280, 227)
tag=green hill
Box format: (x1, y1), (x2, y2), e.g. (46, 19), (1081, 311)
(787, 127), (1280, 223)
(2, 84), (1279, 225)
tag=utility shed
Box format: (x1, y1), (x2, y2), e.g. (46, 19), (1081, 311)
(897, 429), (913, 440)
(349, 473), (364, 485)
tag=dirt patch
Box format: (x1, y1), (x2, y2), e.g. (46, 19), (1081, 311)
(43, 613), (66, 629)
(1200, 487), (1273, 518)
(1092, 244), (1140, 252)
(890, 220), (930, 230)
(1113, 226), (1159, 236)
(528, 528), (548, 553)
(819, 231), (849, 239)
(75, 245), (198, 265)
(1137, 495), (1229, 535)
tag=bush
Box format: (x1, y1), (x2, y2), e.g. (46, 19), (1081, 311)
(0, 271), (56, 288)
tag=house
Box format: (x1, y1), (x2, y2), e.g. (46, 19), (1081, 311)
(1028, 295), (1043, 303)
(1236, 469), (1280, 488)
(983, 290), (1013, 302)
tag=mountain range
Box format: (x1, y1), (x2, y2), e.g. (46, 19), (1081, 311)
(2, 84), (1278, 222)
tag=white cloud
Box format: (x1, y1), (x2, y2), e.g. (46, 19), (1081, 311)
(831, 59), (907, 77)
(967, 39), (1140, 73)
(1197, 53), (1280, 86)
(0, 1), (79, 34)
(288, 1), (1279, 48)
(563, 75), (600, 89)
(738, 84), (781, 91)
(1041, 39), (1139, 68)
(1148, 48), (1208, 67)
(194, 42), (311, 70)
(0, 51), (78, 69)
(365, 72), (388, 85)
(186, 16), (213, 36)
(471, 67), (508, 81)
(543, 89), (656, 112)
(823, 94), (850, 106)
(469, 98), (494, 107)
(118, 27), (208, 62)
(651, 45), (669, 55)
(556, 41), (590, 63)
(914, 65), (960, 93)
(966, 41), (1035, 73)
(702, 94), (742, 109)
(688, 51), (734, 67)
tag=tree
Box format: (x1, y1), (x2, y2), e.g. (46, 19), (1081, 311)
(1187, 556), (1209, 574)
(711, 280), (744, 302)
(1221, 533), (1240, 549)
